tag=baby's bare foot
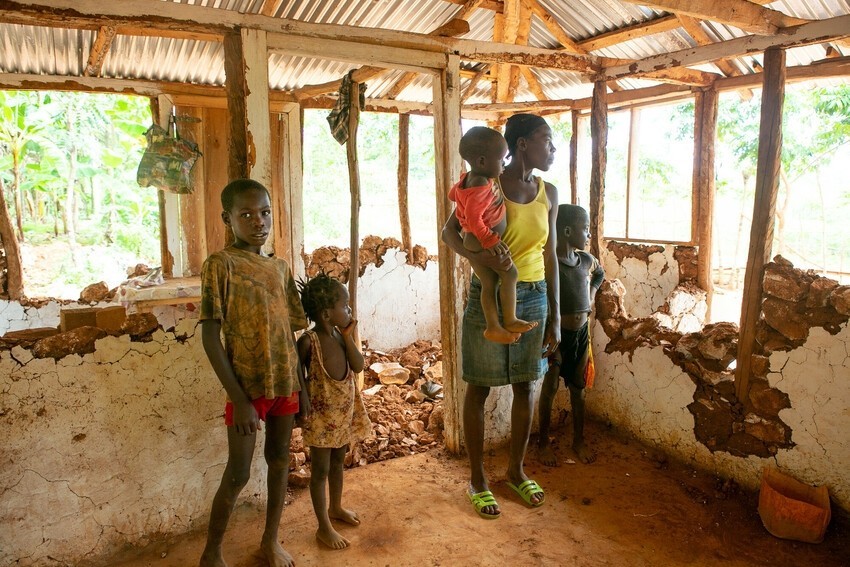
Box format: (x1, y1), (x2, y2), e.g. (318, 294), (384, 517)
(538, 444), (559, 467)
(316, 526), (350, 550)
(198, 547), (227, 567)
(329, 507), (361, 526)
(483, 327), (521, 344)
(503, 319), (538, 333)
(573, 441), (597, 464)
(260, 539), (295, 567)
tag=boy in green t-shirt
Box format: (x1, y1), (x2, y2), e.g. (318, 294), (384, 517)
(199, 179), (308, 567)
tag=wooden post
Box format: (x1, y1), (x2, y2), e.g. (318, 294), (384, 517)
(735, 47), (785, 403)
(625, 108), (640, 238)
(569, 109), (578, 204)
(694, 87), (718, 312)
(346, 81), (364, 390)
(433, 55), (464, 454)
(223, 28), (273, 251)
(0, 176), (23, 299)
(176, 105), (207, 275)
(272, 103), (305, 276)
(397, 113), (412, 256)
(589, 79), (608, 260)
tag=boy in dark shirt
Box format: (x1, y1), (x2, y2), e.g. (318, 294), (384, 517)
(538, 204), (604, 466)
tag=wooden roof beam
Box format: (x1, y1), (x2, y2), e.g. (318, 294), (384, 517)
(520, 66), (547, 100)
(0, 0), (602, 73)
(454, 0), (487, 21)
(84, 25), (115, 77)
(603, 15), (850, 81)
(676, 15), (742, 77)
(444, 0), (504, 13)
(618, 0), (810, 36)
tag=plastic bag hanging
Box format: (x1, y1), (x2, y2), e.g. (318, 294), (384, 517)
(136, 113), (202, 194)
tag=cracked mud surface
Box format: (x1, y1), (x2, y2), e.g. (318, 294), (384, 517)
(107, 419), (849, 567)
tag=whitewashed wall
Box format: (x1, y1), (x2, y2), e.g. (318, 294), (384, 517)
(599, 245), (679, 317)
(0, 320), (260, 566)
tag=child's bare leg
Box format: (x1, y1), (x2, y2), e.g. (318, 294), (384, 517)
(262, 414), (296, 567)
(472, 264), (520, 344)
(199, 427), (257, 567)
(328, 445), (360, 526)
(537, 363), (560, 467)
(498, 264), (537, 334)
(569, 378), (596, 464)
(310, 446), (350, 550)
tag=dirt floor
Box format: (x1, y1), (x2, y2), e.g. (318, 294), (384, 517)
(108, 419), (849, 567)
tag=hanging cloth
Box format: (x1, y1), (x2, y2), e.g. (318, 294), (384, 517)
(326, 69), (366, 145)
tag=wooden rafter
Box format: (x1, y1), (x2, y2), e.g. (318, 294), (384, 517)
(523, 0), (583, 53)
(259, 0), (286, 17)
(495, 0), (520, 103)
(505, 2), (532, 103)
(577, 15), (680, 52)
(386, 72), (420, 100)
(677, 15), (742, 77)
(84, 25), (116, 77)
(619, 0), (810, 36)
(290, 18), (470, 100)
(443, 0), (503, 12)
(603, 15), (850, 81)
(461, 64), (492, 102)
(520, 66), (547, 100)
(454, 0), (486, 21)
(380, 18), (470, 101)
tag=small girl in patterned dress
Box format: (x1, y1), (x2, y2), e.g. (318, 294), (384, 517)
(297, 273), (372, 550)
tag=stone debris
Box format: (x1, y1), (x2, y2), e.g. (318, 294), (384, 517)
(286, 339), (444, 477)
(79, 281), (110, 304)
(304, 236), (437, 280)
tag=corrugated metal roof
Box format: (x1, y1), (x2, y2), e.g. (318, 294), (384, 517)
(0, 0), (847, 104)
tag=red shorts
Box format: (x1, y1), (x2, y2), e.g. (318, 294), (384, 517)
(224, 392), (299, 426)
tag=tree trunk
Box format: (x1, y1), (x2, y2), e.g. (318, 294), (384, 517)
(12, 148), (24, 241)
(0, 176), (24, 299)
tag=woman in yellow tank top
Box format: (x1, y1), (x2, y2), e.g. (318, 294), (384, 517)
(442, 114), (561, 519)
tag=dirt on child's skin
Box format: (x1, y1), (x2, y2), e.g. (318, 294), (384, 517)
(107, 420), (849, 567)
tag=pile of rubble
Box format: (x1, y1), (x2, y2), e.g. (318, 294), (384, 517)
(287, 339), (445, 486)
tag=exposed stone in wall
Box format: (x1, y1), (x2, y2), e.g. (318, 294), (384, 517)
(594, 275), (794, 458)
(758, 256), (848, 351)
(304, 235), (434, 280)
(607, 241), (665, 264)
(673, 246), (698, 283)
(79, 281), (112, 304)
(652, 282), (707, 333)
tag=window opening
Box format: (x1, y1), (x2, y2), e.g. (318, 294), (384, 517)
(0, 90), (159, 299)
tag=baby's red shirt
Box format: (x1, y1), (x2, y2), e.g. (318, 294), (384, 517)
(448, 172), (506, 250)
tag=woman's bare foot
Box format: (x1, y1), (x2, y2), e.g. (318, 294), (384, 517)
(503, 319), (538, 334)
(198, 546), (227, 567)
(483, 327), (521, 344)
(329, 507), (361, 526)
(573, 441), (597, 464)
(538, 443), (559, 467)
(260, 539), (295, 567)
(316, 526), (350, 550)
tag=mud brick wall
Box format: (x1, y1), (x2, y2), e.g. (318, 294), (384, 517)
(589, 254), (850, 512)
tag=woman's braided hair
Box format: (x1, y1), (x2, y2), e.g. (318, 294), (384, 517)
(298, 272), (343, 323)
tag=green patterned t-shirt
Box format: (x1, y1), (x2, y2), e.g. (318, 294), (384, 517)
(200, 247), (307, 400)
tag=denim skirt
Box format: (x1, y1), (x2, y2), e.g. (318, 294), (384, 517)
(461, 276), (548, 387)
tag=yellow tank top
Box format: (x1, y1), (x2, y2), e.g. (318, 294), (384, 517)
(500, 176), (549, 282)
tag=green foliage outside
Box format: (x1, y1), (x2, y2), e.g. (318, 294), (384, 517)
(0, 91), (159, 298)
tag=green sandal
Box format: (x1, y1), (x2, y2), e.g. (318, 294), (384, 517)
(467, 488), (501, 519)
(506, 479), (545, 507)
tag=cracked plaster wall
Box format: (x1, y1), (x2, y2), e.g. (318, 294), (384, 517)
(0, 318), (275, 566)
(587, 321), (850, 513)
(600, 244), (679, 318)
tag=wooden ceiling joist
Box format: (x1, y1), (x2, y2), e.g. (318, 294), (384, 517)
(84, 25), (116, 77)
(603, 15), (850, 81)
(640, 67), (721, 86)
(619, 0), (810, 36)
